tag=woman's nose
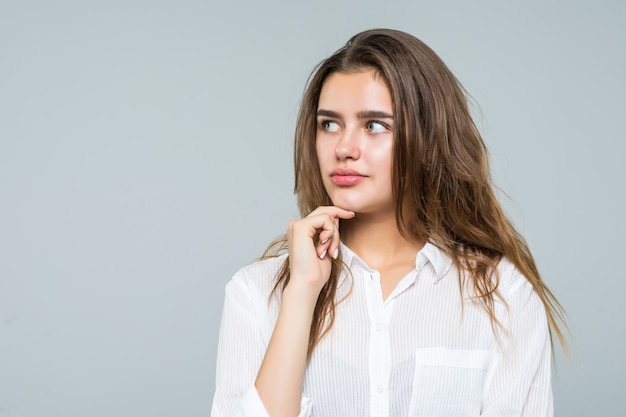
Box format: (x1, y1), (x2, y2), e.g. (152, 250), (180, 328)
(335, 129), (360, 160)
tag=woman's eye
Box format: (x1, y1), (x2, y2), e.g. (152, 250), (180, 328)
(321, 120), (340, 132)
(366, 121), (388, 133)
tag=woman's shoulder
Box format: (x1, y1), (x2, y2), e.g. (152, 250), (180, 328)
(494, 256), (541, 302)
(227, 254), (288, 296)
(235, 254), (288, 278)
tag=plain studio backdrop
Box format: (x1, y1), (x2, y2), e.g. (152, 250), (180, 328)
(0, 0), (624, 416)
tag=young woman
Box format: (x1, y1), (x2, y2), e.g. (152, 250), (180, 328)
(211, 28), (567, 417)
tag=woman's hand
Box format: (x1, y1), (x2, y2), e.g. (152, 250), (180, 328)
(286, 206), (355, 296)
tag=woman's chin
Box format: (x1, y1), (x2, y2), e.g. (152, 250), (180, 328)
(329, 199), (360, 213)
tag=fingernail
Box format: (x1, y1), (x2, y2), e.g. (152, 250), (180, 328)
(321, 238), (329, 244)
(319, 250), (327, 260)
(332, 248), (339, 259)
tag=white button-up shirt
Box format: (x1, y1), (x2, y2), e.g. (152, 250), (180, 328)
(211, 242), (553, 417)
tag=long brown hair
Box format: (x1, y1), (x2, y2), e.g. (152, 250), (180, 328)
(265, 28), (567, 359)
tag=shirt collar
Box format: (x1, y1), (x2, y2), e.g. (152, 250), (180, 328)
(415, 241), (453, 284)
(338, 240), (453, 285)
(337, 242), (355, 288)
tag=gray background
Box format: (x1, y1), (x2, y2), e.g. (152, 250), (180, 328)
(1, 0), (624, 416)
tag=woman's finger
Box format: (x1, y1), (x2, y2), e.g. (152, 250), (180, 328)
(311, 214), (337, 259)
(308, 206), (355, 220)
(318, 229), (333, 246)
(306, 207), (354, 259)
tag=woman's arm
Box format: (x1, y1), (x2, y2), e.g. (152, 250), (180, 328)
(254, 207), (354, 417)
(481, 268), (554, 416)
(211, 269), (268, 417)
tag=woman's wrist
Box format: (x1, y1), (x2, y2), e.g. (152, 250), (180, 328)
(282, 280), (320, 313)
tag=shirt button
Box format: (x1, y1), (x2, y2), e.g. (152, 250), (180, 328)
(376, 384), (384, 393)
(375, 322), (384, 332)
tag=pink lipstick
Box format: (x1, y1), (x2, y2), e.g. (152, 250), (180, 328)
(331, 168), (366, 186)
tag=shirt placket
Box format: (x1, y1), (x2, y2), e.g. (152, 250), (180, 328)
(365, 271), (393, 417)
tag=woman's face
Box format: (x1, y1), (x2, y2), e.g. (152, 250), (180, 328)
(315, 70), (394, 216)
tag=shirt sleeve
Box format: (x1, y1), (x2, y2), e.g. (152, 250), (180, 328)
(210, 270), (313, 417)
(481, 268), (554, 417)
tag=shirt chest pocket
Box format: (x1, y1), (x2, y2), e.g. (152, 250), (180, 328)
(408, 347), (493, 417)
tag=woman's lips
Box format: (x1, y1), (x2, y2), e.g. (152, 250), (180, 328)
(331, 169), (366, 186)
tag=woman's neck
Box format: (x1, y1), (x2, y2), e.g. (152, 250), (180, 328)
(340, 212), (426, 271)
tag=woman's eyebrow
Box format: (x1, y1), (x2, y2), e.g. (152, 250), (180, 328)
(316, 109), (393, 119)
(317, 109), (341, 118)
(356, 110), (393, 119)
